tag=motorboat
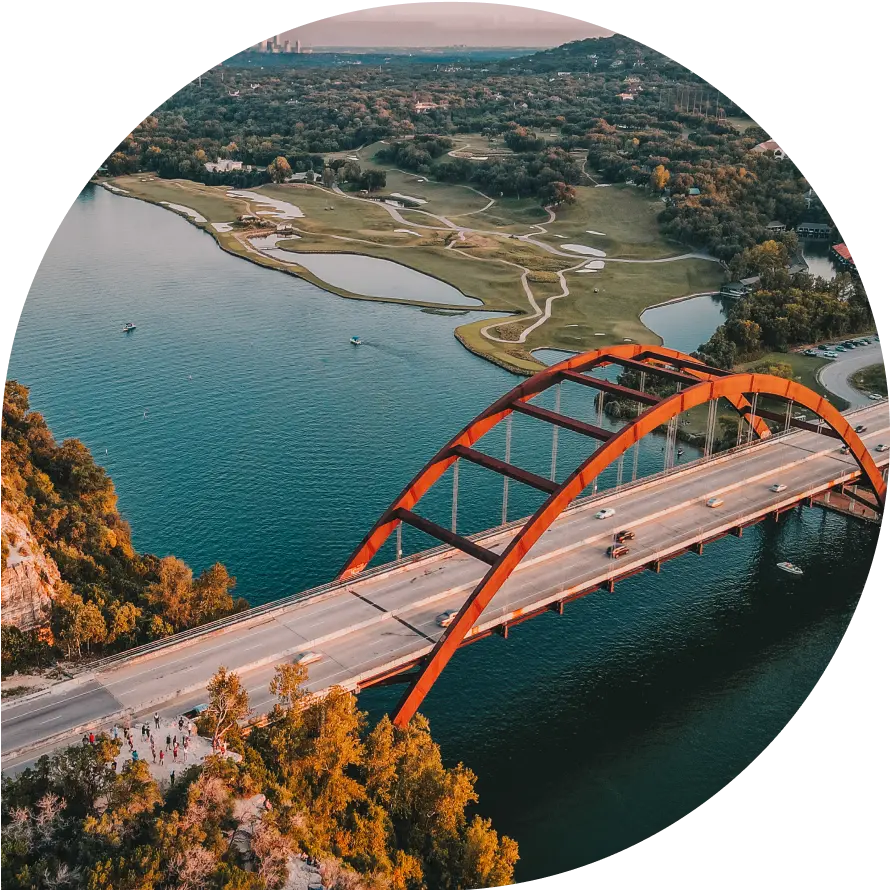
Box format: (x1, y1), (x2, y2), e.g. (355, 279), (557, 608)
(350, 336), (362, 346)
(122, 322), (136, 333)
(777, 561), (804, 576)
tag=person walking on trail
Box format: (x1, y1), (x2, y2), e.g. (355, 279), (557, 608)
(178, 716), (184, 733)
(154, 712), (160, 730)
(166, 734), (172, 751)
(112, 725), (119, 741)
(89, 732), (95, 745)
(152, 747), (157, 764)
(170, 771), (176, 787)
(131, 749), (139, 762)
(159, 749), (165, 766)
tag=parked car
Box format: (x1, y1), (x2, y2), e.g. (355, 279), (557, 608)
(706, 496), (724, 508)
(804, 349), (817, 356)
(184, 703), (209, 719)
(606, 544), (629, 558)
(295, 651), (322, 666)
(770, 483), (788, 493)
(615, 529), (635, 543)
(436, 610), (458, 628)
(594, 508), (616, 520)
(868, 393), (882, 401)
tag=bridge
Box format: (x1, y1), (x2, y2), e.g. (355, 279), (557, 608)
(2, 345), (886, 769)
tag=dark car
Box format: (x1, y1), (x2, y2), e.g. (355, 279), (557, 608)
(606, 544), (629, 558)
(855, 425), (868, 434)
(615, 529), (635, 543)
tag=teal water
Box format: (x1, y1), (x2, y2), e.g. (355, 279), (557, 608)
(7, 186), (877, 881)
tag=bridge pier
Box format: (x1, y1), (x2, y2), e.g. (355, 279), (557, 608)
(600, 579), (616, 594)
(495, 624), (509, 639)
(549, 600), (564, 615)
(687, 541), (704, 556)
(648, 559), (661, 573)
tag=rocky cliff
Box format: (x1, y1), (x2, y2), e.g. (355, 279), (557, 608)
(1, 508), (59, 630)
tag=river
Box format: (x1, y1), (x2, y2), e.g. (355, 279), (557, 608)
(7, 186), (878, 881)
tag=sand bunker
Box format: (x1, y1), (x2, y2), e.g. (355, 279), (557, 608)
(160, 202), (207, 223)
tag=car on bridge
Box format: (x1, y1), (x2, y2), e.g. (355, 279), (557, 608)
(706, 496), (724, 508)
(855, 424), (868, 434)
(876, 444), (889, 452)
(840, 445), (850, 454)
(606, 544), (630, 558)
(436, 610), (458, 628)
(770, 483), (788, 493)
(295, 651), (322, 667)
(594, 507), (616, 520)
(615, 529), (635, 542)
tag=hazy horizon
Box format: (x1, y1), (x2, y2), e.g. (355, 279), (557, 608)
(272, 3), (610, 49)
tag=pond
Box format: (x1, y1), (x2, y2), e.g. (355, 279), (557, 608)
(800, 240), (838, 281)
(251, 238), (482, 306)
(640, 292), (730, 353)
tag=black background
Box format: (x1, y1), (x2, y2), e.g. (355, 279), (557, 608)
(10, 10), (888, 888)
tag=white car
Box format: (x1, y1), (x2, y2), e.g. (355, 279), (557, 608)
(294, 651), (322, 666)
(706, 496), (724, 508)
(868, 393), (883, 401)
(876, 444), (889, 453)
(436, 610), (458, 628)
(594, 508), (616, 520)
(770, 483), (788, 493)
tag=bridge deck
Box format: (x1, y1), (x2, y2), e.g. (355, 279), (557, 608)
(2, 402), (887, 769)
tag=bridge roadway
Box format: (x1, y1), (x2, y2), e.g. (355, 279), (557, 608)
(2, 401), (887, 770)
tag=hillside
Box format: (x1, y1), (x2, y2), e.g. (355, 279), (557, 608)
(1, 381), (247, 675)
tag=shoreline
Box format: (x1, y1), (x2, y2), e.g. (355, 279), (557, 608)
(94, 179), (708, 376)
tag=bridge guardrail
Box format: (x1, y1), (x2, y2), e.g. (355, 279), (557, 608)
(75, 402), (881, 676)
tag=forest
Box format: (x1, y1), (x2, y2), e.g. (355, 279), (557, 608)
(1, 663), (518, 889)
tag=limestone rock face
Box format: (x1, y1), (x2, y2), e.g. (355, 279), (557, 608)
(1, 509), (59, 630)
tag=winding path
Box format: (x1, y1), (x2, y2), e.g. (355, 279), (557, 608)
(313, 182), (719, 348)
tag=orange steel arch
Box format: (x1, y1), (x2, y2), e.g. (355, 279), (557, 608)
(339, 344), (769, 580)
(381, 369), (886, 727)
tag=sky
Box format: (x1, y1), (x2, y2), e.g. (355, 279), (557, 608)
(275, 3), (610, 49)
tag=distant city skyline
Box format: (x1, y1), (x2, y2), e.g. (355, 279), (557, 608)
(273, 3), (610, 49)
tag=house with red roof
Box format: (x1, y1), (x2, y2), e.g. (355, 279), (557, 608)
(830, 243), (855, 270)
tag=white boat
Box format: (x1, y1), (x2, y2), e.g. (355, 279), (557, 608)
(777, 561), (804, 576)
(122, 322), (136, 333)
(350, 336), (362, 346)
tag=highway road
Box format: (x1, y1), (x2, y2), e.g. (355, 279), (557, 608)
(2, 401), (887, 772)
(817, 341), (884, 407)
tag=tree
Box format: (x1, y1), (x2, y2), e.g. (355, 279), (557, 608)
(322, 166), (336, 188)
(359, 169), (387, 192)
(650, 163), (670, 191)
(267, 156), (292, 183)
(204, 666), (250, 747)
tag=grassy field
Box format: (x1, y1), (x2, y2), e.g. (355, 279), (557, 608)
(850, 363), (888, 397)
(541, 185), (687, 259)
(104, 176), (247, 222)
(737, 351), (845, 409)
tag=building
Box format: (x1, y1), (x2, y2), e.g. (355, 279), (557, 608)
(720, 276), (760, 298)
(797, 222), (832, 240)
(751, 140), (786, 160)
(687, 187), (701, 196)
(413, 102), (439, 112)
(617, 92), (635, 101)
(831, 243), (855, 270)
(765, 220), (786, 234)
(204, 159), (243, 173)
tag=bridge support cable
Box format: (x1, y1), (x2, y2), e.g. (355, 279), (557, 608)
(704, 398), (718, 459)
(451, 460), (459, 534)
(502, 415), (512, 525)
(551, 383), (561, 482)
(631, 371), (646, 482)
(396, 521), (402, 560)
(746, 393), (759, 446)
(784, 400), (793, 432)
